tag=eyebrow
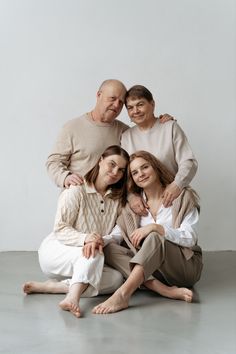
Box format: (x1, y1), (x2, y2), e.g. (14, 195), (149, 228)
(131, 162), (149, 173)
(110, 160), (126, 170)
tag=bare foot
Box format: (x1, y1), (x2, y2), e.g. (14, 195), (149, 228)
(59, 298), (81, 318)
(145, 279), (193, 303)
(168, 286), (193, 302)
(92, 290), (129, 314)
(23, 280), (68, 294)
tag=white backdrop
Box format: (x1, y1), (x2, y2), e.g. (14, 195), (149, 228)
(0, 0), (235, 251)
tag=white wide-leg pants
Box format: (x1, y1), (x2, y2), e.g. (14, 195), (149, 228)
(38, 233), (123, 297)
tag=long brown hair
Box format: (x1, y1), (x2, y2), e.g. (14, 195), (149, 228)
(128, 150), (175, 195)
(85, 145), (129, 206)
(128, 150), (200, 210)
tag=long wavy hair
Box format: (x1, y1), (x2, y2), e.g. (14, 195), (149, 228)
(128, 150), (200, 210)
(128, 150), (174, 194)
(85, 145), (129, 206)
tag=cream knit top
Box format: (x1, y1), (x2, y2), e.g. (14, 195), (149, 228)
(53, 182), (121, 246)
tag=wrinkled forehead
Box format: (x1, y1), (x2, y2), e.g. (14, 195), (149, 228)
(102, 83), (126, 98)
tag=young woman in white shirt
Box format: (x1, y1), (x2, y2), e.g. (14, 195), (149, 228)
(93, 151), (203, 314)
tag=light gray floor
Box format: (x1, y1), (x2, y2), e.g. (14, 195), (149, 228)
(0, 251), (235, 354)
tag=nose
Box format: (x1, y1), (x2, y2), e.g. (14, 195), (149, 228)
(137, 169), (144, 178)
(133, 106), (139, 114)
(112, 166), (119, 177)
(113, 99), (122, 110)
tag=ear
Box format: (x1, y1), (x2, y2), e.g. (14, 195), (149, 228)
(97, 90), (102, 99)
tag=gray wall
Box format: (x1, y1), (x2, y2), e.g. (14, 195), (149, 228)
(0, 0), (235, 251)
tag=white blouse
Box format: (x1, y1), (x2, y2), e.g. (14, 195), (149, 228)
(107, 204), (199, 248)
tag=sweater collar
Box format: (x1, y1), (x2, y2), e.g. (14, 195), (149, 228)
(84, 180), (112, 197)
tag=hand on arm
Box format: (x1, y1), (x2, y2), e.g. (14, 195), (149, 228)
(64, 173), (84, 188)
(128, 193), (149, 216)
(162, 182), (182, 208)
(130, 224), (164, 248)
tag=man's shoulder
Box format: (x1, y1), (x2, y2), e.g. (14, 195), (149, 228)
(114, 119), (129, 131)
(63, 113), (88, 128)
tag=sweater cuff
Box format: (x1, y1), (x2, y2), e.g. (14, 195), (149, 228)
(58, 171), (71, 188)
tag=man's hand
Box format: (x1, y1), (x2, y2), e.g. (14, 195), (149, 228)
(159, 113), (175, 123)
(64, 173), (84, 188)
(162, 182), (181, 208)
(83, 241), (103, 259)
(128, 194), (149, 216)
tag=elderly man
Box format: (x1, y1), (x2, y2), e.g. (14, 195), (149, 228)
(46, 79), (128, 188)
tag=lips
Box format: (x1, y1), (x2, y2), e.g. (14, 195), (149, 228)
(138, 176), (149, 183)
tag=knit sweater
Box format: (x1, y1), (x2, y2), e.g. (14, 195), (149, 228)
(117, 188), (202, 260)
(121, 119), (198, 189)
(53, 182), (122, 246)
(46, 113), (128, 187)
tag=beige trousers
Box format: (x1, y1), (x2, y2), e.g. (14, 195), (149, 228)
(104, 232), (203, 287)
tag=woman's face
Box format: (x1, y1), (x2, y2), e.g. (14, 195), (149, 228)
(99, 154), (127, 185)
(130, 157), (158, 188)
(126, 97), (155, 126)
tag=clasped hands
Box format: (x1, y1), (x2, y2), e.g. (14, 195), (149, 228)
(83, 232), (104, 259)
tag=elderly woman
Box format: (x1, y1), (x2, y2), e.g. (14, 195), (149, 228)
(23, 145), (129, 318)
(93, 151), (203, 314)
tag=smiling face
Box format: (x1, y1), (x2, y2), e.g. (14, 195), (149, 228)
(99, 154), (127, 186)
(129, 157), (159, 189)
(96, 81), (126, 123)
(126, 97), (155, 127)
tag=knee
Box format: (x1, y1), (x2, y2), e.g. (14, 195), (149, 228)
(143, 232), (163, 248)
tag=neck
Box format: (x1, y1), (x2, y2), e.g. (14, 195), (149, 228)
(138, 115), (157, 131)
(94, 177), (108, 196)
(90, 110), (100, 123)
(144, 183), (164, 201)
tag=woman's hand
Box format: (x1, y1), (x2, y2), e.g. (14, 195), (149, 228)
(128, 193), (149, 216)
(85, 232), (104, 245)
(130, 225), (154, 248)
(130, 224), (165, 248)
(83, 241), (103, 259)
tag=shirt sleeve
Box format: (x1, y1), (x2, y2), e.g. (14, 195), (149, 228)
(172, 122), (198, 189)
(103, 224), (123, 246)
(46, 124), (74, 188)
(163, 208), (199, 247)
(53, 186), (88, 246)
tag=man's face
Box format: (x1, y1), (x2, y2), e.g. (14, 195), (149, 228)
(126, 97), (155, 126)
(96, 84), (126, 123)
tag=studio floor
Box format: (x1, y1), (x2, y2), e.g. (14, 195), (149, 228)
(0, 251), (235, 354)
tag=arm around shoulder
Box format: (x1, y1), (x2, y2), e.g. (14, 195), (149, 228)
(172, 121), (198, 189)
